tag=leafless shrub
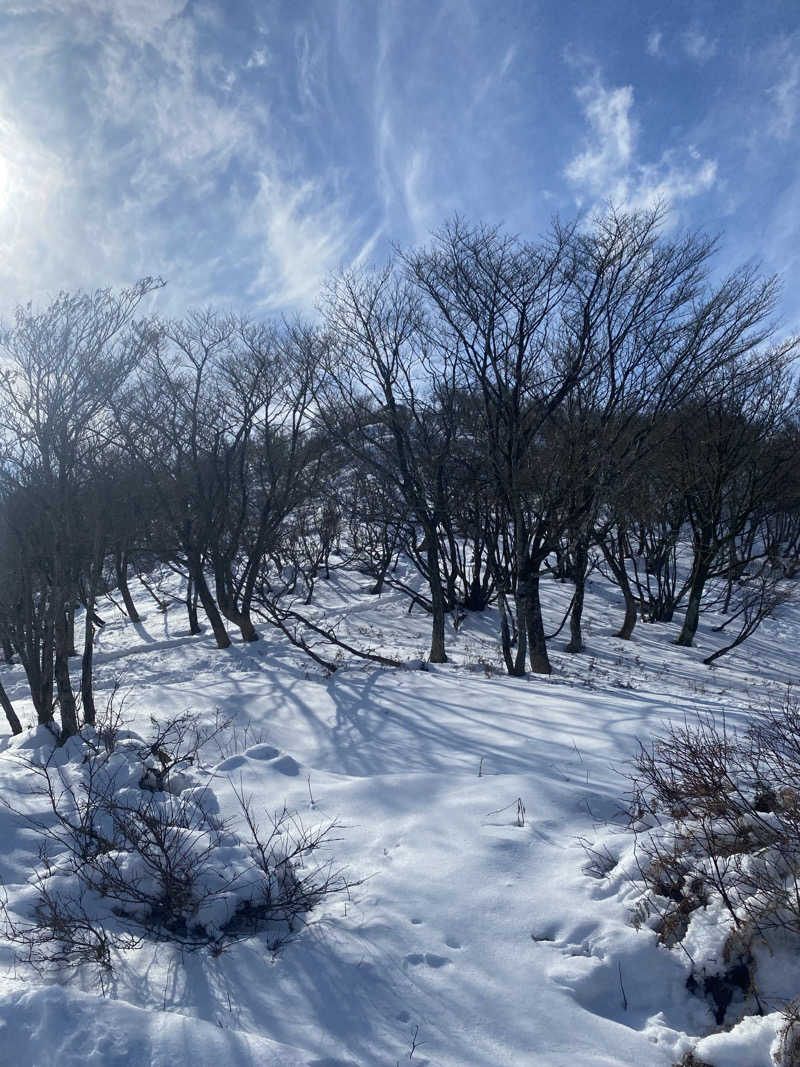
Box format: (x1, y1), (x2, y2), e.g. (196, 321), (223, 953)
(207, 713), (271, 763)
(618, 691), (800, 1023)
(629, 693), (800, 940)
(1, 712), (352, 977)
(580, 840), (618, 880)
(704, 563), (791, 665)
(777, 1000), (800, 1066)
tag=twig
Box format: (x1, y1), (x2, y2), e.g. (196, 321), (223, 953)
(618, 961), (628, 1011)
(409, 1024), (422, 1059)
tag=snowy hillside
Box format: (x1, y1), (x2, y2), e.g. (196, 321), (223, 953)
(0, 564), (798, 1067)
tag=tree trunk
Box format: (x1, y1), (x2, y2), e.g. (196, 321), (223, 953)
(369, 567), (387, 595)
(237, 613), (259, 642)
(186, 575), (203, 635)
(191, 559), (231, 649)
(54, 600), (79, 739)
(18, 614), (56, 726)
(525, 572), (552, 675)
(2, 636), (14, 665)
(499, 590), (526, 676)
(240, 551), (265, 639)
(81, 602), (96, 727)
(213, 557), (260, 642)
(617, 584), (638, 640)
(21, 613), (56, 726)
(654, 600), (676, 623)
(426, 537), (447, 663)
(465, 542), (491, 611)
(115, 552), (141, 622)
(66, 606), (78, 657)
(676, 534), (713, 647)
(0, 677), (22, 735)
(565, 541), (588, 653)
(601, 540), (638, 640)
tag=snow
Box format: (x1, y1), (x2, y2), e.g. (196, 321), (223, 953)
(0, 564), (798, 1065)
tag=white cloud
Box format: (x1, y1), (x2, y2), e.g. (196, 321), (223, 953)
(499, 44), (516, 79)
(0, 1), (368, 316)
(371, 11), (431, 244)
(767, 51), (800, 140)
(0, 110), (70, 261)
(565, 82), (636, 198)
(683, 28), (717, 62)
(402, 150), (433, 244)
(473, 43), (517, 107)
(646, 30), (662, 57)
(565, 77), (717, 215)
(243, 172), (359, 311)
(245, 48), (268, 70)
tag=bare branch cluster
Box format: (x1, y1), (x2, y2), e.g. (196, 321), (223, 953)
(1, 713), (351, 976)
(621, 692), (800, 1022)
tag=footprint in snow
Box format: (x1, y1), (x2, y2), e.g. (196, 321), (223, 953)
(444, 936), (461, 949)
(216, 754), (247, 772)
(246, 744), (281, 761)
(271, 754), (301, 776)
(406, 953), (450, 968)
(531, 921), (604, 959)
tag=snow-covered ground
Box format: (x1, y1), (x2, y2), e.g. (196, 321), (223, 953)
(0, 564), (798, 1066)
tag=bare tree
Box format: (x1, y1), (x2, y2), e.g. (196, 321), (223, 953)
(318, 267), (457, 663)
(0, 280), (162, 737)
(672, 352), (798, 647)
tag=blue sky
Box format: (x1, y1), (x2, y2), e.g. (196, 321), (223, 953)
(0, 0), (798, 330)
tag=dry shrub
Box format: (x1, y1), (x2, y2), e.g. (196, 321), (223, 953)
(1, 712), (351, 978)
(629, 692), (800, 940)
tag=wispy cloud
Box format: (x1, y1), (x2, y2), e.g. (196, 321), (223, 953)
(565, 77), (717, 215)
(767, 44), (800, 140)
(0, 0), (796, 328)
(683, 27), (717, 62)
(245, 48), (268, 70)
(0, 1), (366, 315)
(565, 81), (636, 201)
(473, 44), (517, 106)
(243, 172), (358, 310)
(646, 30), (662, 57)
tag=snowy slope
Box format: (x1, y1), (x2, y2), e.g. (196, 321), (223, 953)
(0, 566), (797, 1067)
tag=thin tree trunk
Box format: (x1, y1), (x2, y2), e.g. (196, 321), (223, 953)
(676, 534), (713, 647)
(22, 614), (56, 726)
(525, 572), (552, 675)
(115, 552), (141, 622)
(237, 612), (259, 642)
(426, 538), (447, 663)
(54, 600), (79, 739)
(0, 677), (22, 735)
(66, 606), (78, 657)
(213, 557), (260, 642)
(499, 589), (526, 677)
(186, 575), (203, 635)
(81, 600), (96, 727)
(240, 552), (266, 638)
(565, 541), (588, 653)
(191, 559), (231, 649)
(601, 540), (638, 640)
(369, 565), (388, 595)
(465, 556), (490, 611)
(2, 636), (14, 665)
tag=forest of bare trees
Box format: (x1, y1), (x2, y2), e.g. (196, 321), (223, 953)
(0, 207), (798, 739)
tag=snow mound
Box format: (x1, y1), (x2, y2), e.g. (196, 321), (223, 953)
(0, 985), (311, 1067)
